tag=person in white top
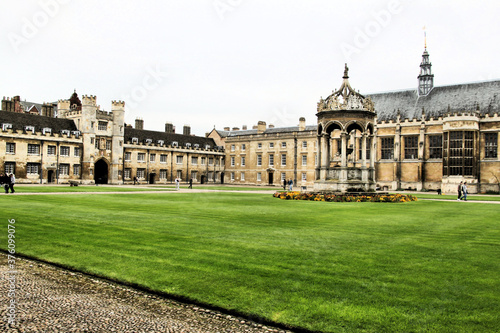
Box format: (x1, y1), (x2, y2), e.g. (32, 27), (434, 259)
(9, 173), (15, 193)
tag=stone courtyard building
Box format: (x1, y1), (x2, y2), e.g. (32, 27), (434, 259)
(211, 47), (500, 194)
(0, 92), (224, 185)
(1, 46), (499, 193)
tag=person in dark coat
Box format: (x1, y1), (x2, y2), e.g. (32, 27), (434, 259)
(188, 178), (193, 189)
(1, 173), (11, 193)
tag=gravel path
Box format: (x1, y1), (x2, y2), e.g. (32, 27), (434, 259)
(1, 254), (293, 333)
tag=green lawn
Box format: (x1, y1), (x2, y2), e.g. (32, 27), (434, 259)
(10, 185), (174, 193)
(1, 192), (499, 332)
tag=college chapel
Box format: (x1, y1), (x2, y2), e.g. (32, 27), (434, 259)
(1, 47), (499, 193)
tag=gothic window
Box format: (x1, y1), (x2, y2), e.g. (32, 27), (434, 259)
(444, 131), (475, 176)
(485, 133), (498, 158)
(429, 135), (442, 159)
(381, 137), (394, 160)
(404, 136), (418, 160)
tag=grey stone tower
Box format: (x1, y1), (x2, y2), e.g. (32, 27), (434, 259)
(418, 43), (434, 96)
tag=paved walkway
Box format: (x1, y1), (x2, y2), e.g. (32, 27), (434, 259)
(1, 254), (292, 333)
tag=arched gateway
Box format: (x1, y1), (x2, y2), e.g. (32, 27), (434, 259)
(94, 159), (109, 184)
(314, 64), (376, 193)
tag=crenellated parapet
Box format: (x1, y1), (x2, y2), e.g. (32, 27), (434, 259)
(82, 95), (97, 106)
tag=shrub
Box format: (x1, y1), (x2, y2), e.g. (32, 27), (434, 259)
(273, 192), (417, 203)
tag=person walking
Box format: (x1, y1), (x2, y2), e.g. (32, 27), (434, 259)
(133, 176), (137, 185)
(9, 173), (15, 193)
(1, 174), (9, 194)
(288, 178), (293, 191)
(283, 178), (286, 190)
(188, 178), (193, 189)
(461, 182), (468, 201)
(175, 177), (180, 190)
(457, 181), (463, 201)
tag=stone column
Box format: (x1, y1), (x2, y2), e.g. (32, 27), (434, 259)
(370, 134), (376, 169)
(361, 133), (367, 167)
(341, 132), (347, 167)
(320, 133), (329, 180)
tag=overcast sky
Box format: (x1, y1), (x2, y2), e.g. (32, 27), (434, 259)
(1, 0), (499, 136)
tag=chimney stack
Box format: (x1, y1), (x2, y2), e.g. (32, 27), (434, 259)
(135, 118), (144, 130)
(299, 117), (306, 131)
(242, 125), (247, 130)
(165, 122), (174, 133)
(257, 121), (266, 134)
(224, 127), (230, 131)
(183, 125), (191, 136)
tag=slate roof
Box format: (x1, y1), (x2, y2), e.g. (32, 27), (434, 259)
(216, 125), (317, 138)
(0, 110), (77, 132)
(124, 127), (218, 149)
(19, 101), (58, 115)
(368, 80), (500, 121)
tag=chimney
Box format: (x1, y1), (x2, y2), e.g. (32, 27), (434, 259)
(299, 117), (306, 131)
(183, 125), (191, 136)
(232, 127), (239, 131)
(252, 125), (258, 129)
(224, 127), (230, 131)
(268, 124), (274, 129)
(165, 122), (174, 133)
(135, 118), (144, 130)
(257, 121), (266, 134)
(242, 125), (247, 130)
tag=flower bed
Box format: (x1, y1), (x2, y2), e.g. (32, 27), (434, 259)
(273, 191), (417, 203)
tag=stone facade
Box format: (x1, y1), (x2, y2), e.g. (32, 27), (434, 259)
(0, 93), (224, 185)
(211, 48), (500, 194)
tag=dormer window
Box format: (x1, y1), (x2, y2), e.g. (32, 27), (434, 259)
(71, 130), (81, 138)
(2, 123), (12, 131)
(131, 137), (139, 144)
(185, 143), (191, 148)
(25, 126), (35, 134)
(205, 144), (211, 150)
(42, 127), (52, 135)
(172, 141), (178, 147)
(60, 129), (70, 136)
(157, 140), (164, 146)
(145, 139), (153, 144)
(194, 144), (199, 149)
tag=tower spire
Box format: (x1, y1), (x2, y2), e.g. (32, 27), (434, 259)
(417, 31), (434, 96)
